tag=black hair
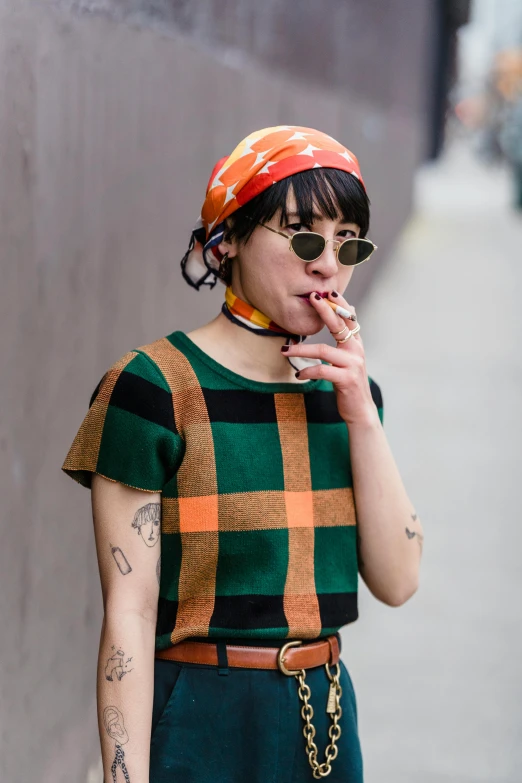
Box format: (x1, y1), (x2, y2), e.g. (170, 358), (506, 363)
(224, 167), (370, 247)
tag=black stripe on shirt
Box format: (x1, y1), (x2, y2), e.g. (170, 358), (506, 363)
(210, 594), (288, 631)
(202, 388), (278, 424)
(110, 370), (177, 433)
(317, 592), (358, 628)
(304, 391), (345, 423)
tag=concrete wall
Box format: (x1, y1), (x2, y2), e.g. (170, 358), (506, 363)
(0, 1), (432, 780)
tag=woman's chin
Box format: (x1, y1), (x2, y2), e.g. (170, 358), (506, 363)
(279, 310), (324, 336)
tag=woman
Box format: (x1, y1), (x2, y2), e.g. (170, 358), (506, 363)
(62, 125), (423, 783)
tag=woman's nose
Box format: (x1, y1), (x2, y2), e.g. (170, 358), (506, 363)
(308, 240), (339, 274)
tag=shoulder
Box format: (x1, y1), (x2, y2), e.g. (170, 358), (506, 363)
(87, 342), (180, 440)
(90, 345), (171, 408)
(63, 340), (184, 491)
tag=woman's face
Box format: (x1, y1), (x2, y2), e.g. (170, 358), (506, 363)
(222, 192), (360, 336)
(139, 516), (160, 547)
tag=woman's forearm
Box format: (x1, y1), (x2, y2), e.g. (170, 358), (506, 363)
(347, 415), (423, 606)
(97, 610), (156, 783)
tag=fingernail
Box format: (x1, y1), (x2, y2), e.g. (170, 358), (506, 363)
(314, 293), (321, 300)
(295, 371), (300, 378)
(331, 291), (339, 297)
(281, 345), (289, 352)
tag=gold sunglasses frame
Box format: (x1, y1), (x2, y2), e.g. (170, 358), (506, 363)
(259, 223), (377, 266)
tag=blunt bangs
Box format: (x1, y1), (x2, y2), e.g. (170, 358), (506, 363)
(225, 168), (370, 245)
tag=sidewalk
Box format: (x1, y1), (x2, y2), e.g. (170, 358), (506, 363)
(341, 142), (522, 783)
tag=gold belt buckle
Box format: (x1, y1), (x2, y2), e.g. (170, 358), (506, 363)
(277, 640), (303, 676)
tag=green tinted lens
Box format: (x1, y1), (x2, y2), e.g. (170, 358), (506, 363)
(291, 232), (326, 262)
(338, 238), (374, 266)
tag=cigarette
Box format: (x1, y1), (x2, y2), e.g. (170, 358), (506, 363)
(325, 299), (356, 320)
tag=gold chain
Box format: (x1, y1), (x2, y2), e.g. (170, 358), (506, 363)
(295, 663), (343, 779)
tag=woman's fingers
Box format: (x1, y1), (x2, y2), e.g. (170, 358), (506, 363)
(327, 291), (361, 341)
(308, 292), (360, 345)
(281, 341), (350, 365)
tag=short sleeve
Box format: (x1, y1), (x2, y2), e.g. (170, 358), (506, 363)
(62, 350), (185, 491)
(368, 377), (383, 425)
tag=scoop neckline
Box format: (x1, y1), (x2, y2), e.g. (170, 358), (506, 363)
(170, 331), (324, 394)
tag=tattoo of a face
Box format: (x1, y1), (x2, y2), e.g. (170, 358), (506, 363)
(110, 545), (132, 576)
(156, 556), (161, 586)
(405, 526), (424, 553)
(103, 706), (131, 782)
(105, 646), (134, 681)
(132, 503), (160, 548)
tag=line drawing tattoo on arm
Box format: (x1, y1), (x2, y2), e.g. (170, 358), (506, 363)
(103, 706), (131, 782)
(103, 705), (129, 745)
(405, 526), (424, 553)
(105, 646), (134, 681)
(110, 545), (132, 575)
(132, 503), (161, 548)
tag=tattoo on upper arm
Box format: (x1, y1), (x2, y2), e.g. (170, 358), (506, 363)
(132, 503), (161, 548)
(103, 706), (131, 782)
(105, 646), (134, 681)
(110, 545), (132, 575)
(405, 525), (424, 553)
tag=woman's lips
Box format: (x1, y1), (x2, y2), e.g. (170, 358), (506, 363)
(297, 292), (328, 298)
(297, 294), (319, 307)
(296, 291), (328, 305)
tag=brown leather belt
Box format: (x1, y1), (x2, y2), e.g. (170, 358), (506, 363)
(155, 635), (340, 674)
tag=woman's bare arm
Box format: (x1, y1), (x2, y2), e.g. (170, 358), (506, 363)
(347, 416), (423, 606)
(92, 474), (161, 783)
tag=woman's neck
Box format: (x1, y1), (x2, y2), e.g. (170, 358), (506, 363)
(185, 313), (306, 384)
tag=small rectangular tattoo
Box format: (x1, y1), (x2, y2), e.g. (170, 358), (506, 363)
(110, 545), (132, 576)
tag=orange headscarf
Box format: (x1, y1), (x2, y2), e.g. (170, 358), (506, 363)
(181, 125), (365, 290)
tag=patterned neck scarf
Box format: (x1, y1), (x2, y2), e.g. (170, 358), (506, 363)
(180, 125), (365, 370)
(221, 286), (317, 373)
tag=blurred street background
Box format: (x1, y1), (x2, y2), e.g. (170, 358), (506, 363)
(1, 0), (521, 781)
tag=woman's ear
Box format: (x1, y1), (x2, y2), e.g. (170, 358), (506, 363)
(217, 218), (239, 259)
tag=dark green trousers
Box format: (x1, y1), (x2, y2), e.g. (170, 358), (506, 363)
(150, 640), (363, 782)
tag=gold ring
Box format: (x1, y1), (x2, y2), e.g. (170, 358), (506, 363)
(331, 325), (349, 337)
(336, 331), (353, 343)
(351, 323), (361, 336)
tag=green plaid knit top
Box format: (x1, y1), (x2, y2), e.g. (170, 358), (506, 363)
(63, 331), (383, 649)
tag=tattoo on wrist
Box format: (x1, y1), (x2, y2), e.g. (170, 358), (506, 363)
(110, 545), (132, 576)
(105, 646), (134, 681)
(132, 503), (161, 548)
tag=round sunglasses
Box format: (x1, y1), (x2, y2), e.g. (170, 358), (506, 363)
(259, 223), (377, 266)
